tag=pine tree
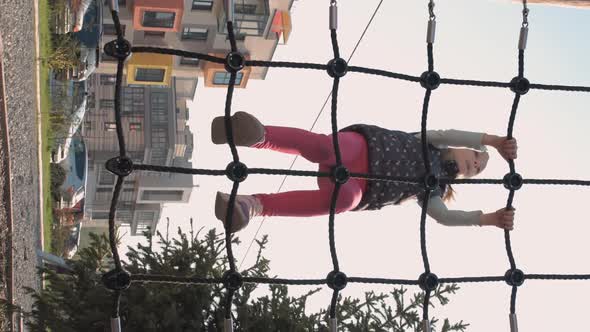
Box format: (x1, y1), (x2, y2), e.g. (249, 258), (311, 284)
(16, 220), (470, 331)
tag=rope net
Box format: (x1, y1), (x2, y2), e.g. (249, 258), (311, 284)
(99, 1), (590, 331)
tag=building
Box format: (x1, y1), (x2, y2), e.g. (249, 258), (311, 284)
(82, 75), (194, 235)
(81, 0), (294, 235)
(98, 0), (294, 91)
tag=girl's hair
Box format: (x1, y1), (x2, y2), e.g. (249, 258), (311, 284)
(442, 184), (456, 202)
(441, 158), (459, 203)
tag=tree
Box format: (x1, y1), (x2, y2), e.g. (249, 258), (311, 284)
(15, 221), (469, 331)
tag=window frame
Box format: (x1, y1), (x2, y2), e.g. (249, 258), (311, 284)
(142, 11), (176, 29)
(213, 71), (244, 85)
(180, 57), (200, 66)
(129, 122), (142, 131)
(181, 27), (209, 41)
(191, 0), (213, 10)
(135, 68), (166, 83)
(104, 122), (117, 132)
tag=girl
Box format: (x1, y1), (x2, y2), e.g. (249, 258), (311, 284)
(212, 112), (517, 233)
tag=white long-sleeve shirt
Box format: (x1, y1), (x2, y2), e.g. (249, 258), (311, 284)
(414, 130), (488, 227)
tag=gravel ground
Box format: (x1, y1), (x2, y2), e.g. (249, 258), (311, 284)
(0, 0), (43, 329)
(0, 42), (13, 332)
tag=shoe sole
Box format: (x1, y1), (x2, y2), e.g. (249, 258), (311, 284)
(215, 192), (246, 233)
(211, 111), (264, 146)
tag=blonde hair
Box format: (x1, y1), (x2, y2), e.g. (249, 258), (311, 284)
(442, 184), (456, 202)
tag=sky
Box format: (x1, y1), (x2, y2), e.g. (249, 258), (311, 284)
(121, 1), (590, 330)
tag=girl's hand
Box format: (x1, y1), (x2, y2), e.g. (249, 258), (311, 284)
(482, 208), (515, 230)
(495, 137), (518, 161)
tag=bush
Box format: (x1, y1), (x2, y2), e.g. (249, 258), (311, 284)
(46, 34), (79, 71)
(50, 163), (67, 202)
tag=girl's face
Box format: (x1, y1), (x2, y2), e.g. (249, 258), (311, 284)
(449, 148), (489, 178)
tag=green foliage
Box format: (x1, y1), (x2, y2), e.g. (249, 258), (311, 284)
(17, 222), (470, 331)
(43, 34), (79, 71)
(49, 163), (66, 202)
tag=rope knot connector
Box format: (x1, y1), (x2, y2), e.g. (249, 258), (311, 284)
(420, 71), (441, 90)
(418, 272), (439, 291)
(106, 156), (133, 177)
(331, 165), (350, 184)
(225, 51), (245, 73)
(423, 173), (439, 191)
(510, 76), (530, 95)
(327, 58), (348, 78)
(104, 38), (132, 60)
(504, 268), (525, 287)
(102, 269), (131, 291)
(222, 270), (243, 291)
(327, 270), (348, 290)
(503, 173), (523, 191)
(225, 161), (248, 182)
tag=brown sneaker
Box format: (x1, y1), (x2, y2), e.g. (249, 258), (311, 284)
(215, 192), (263, 233)
(211, 111), (265, 146)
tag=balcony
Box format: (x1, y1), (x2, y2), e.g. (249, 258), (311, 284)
(217, 0), (270, 39)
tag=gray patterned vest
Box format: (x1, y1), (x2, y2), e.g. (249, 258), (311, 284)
(340, 124), (453, 211)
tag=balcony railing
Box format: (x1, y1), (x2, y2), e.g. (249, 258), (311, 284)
(217, 0), (270, 39)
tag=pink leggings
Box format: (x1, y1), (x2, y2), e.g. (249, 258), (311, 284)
(252, 126), (369, 217)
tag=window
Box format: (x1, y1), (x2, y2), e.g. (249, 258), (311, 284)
(104, 24), (125, 36)
(95, 187), (113, 202)
(180, 57), (200, 66)
(235, 4), (257, 14)
(104, 0), (126, 5)
(213, 71), (244, 85)
(150, 127), (168, 165)
(142, 11), (175, 28)
(136, 224), (150, 232)
(192, 0), (213, 10)
(141, 190), (184, 201)
(150, 92), (168, 123)
(116, 210), (132, 223)
(181, 27), (208, 41)
(122, 87), (145, 114)
(137, 211), (155, 222)
(104, 122), (117, 132)
(135, 68), (165, 82)
(144, 31), (165, 37)
(100, 99), (114, 109)
(84, 121), (92, 131)
(129, 122), (142, 131)
(100, 75), (116, 85)
(99, 167), (116, 185)
(92, 211), (110, 220)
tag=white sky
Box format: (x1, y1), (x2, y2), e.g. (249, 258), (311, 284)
(121, 1), (590, 330)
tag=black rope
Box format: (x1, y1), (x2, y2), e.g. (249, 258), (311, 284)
(328, 183), (342, 272)
(114, 60), (126, 156)
(330, 290), (339, 318)
(108, 177), (124, 270)
(122, 273), (590, 287)
(134, 162), (590, 186)
(224, 73), (240, 163)
(132, 47), (226, 64)
(98, 2), (590, 330)
(331, 29), (340, 59)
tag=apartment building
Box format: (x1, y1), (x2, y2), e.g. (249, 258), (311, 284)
(82, 74), (194, 235)
(98, 0), (294, 91)
(79, 0), (293, 236)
